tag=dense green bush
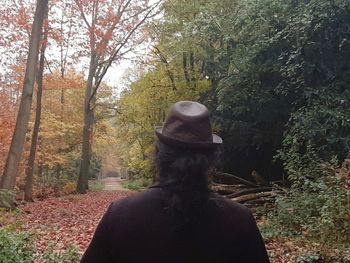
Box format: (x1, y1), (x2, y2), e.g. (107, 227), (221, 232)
(118, 0), (350, 250)
(271, 150), (350, 244)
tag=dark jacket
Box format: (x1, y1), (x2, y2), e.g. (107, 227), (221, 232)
(81, 188), (270, 263)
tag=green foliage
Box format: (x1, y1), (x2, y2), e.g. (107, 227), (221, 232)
(89, 153), (102, 180)
(273, 189), (349, 244)
(40, 243), (79, 263)
(0, 189), (15, 209)
(134, 0), (350, 252)
(116, 64), (209, 178)
(0, 228), (34, 263)
(166, 0), (350, 246)
(280, 100), (350, 187)
(0, 227), (79, 263)
(35, 167), (78, 198)
(122, 178), (153, 191)
(270, 153), (350, 244)
(89, 180), (104, 192)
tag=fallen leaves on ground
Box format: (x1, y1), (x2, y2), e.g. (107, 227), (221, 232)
(2, 191), (348, 262)
(264, 234), (350, 263)
(10, 191), (131, 257)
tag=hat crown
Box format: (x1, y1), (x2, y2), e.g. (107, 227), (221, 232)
(155, 101), (222, 148)
(162, 101), (212, 143)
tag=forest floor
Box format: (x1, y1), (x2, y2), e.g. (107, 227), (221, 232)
(1, 185), (347, 262)
(2, 190), (131, 259)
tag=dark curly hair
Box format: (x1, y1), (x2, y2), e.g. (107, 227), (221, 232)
(152, 141), (217, 231)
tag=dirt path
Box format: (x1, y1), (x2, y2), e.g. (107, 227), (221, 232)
(101, 176), (130, 191)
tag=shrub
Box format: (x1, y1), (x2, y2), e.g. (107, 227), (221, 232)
(0, 189), (15, 209)
(0, 227), (80, 263)
(89, 180), (104, 191)
(40, 243), (79, 263)
(0, 228), (35, 263)
(272, 148), (350, 245)
(62, 181), (77, 195)
(122, 178), (153, 190)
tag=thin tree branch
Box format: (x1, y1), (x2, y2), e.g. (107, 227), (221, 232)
(152, 45), (177, 91)
(74, 0), (91, 29)
(88, 1), (161, 106)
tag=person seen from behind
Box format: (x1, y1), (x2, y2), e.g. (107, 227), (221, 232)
(81, 101), (270, 263)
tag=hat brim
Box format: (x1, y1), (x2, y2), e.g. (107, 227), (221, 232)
(155, 127), (222, 149)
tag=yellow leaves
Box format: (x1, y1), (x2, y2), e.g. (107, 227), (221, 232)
(41, 153), (66, 169)
(115, 65), (210, 177)
(29, 72), (86, 170)
(93, 120), (118, 156)
(62, 181), (77, 195)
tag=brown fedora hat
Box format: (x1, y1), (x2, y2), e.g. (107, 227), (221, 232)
(155, 101), (222, 148)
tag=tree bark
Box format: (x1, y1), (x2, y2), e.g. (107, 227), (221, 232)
(24, 8), (48, 202)
(226, 187), (273, 199)
(189, 52), (196, 82)
(213, 172), (258, 187)
(209, 183), (248, 195)
(183, 52), (190, 83)
(153, 46), (176, 91)
(76, 53), (97, 194)
(231, 192), (277, 203)
(0, 0), (48, 205)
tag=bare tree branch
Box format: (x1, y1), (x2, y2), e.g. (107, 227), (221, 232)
(152, 45), (177, 91)
(74, 0), (91, 29)
(88, 1), (161, 106)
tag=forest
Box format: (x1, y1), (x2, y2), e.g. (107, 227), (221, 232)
(0, 0), (349, 262)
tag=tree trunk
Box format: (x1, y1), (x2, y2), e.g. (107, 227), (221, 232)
(183, 52), (190, 83)
(24, 10), (48, 202)
(76, 53), (97, 194)
(0, 0), (48, 205)
(189, 52), (196, 82)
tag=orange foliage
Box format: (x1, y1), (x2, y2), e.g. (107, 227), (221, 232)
(0, 69), (86, 181)
(0, 91), (17, 173)
(43, 71), (86, 90)
(0, 64), (24, 174)
(36, 72), (85, 170)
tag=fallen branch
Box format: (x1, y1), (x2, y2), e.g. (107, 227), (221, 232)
(214, 172), (258, 187)
(210, 183), (248, 195)
(226, 187), (273, 199)
(231, 192), (278, 203)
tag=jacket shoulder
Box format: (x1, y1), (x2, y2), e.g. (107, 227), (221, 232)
(208, 194), (255, 222)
